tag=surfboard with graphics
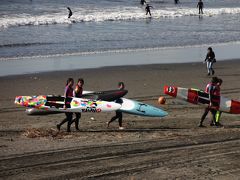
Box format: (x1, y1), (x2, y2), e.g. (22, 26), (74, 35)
(15, 95), (121, 113)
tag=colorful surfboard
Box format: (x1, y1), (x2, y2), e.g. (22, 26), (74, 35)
(15, 95), (121, 113)
(118, 98), (168, 117)
(164, 85), (240, 114)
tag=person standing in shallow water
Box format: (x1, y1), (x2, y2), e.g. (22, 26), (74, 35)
(67, 7), (72, 18)
(57, 78), (74, 132)
(197, 0), (204, 14)
(107, 82), (125, 130)
(145, 4), (153, 17)
(204, 47), (216, 76)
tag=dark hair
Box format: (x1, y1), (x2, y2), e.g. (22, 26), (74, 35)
(118, 82), (125, 89)
(66, 78), (74, 86)
(218, 78), (223, 84)
(208, 47), (212, 51)
(211, 77), (218, 84)
(78, 78), (84, 85)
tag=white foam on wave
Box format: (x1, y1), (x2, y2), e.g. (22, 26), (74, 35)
(1, 6), (240, 28)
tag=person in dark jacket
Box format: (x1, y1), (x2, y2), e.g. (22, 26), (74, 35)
(204, 47), (216, 76)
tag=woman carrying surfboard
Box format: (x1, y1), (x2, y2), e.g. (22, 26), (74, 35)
(107, 82), (125, 130)
(57, 78), (74, 132)
(71, 78), (84, 131)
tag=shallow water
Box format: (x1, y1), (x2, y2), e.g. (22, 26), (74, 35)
(0, 0), (240, 59)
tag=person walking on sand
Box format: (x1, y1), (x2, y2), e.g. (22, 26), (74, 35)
(145, 4), (153, 17)
(204, 47), (216, 76)
(71, 78), (84, 131)
(199, 77), (220, 127)
(107, 82), (125, 130)
(57, 78), (74, 132)
(67, 7), (73, 18)
(197, 0), (204, 14)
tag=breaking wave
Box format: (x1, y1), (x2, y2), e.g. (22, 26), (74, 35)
(1, 6), (240, 28)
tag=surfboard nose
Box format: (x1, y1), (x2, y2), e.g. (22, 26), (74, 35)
(164, 85), (178, 97)
(14, 96), (23, 105)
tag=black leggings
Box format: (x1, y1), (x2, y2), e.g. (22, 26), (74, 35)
(59, 112), (73, 132)
(109, 111), (123, 127)
(71, 113), (81, 129)
(200, 107), (216, 125)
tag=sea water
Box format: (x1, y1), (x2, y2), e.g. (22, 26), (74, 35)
(0, 0), (240, 75)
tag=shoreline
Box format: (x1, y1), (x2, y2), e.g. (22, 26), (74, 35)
(1, 42), (240, 77)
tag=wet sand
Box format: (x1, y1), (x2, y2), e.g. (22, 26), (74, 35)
(0, 60), (240, 179)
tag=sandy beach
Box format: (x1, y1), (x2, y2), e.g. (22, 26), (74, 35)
(0, 59), (240, 179)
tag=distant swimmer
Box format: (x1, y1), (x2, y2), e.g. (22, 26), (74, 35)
(175, 0), (179, 4)
(140, 0), (146, 5)
(107, 82), (125, 130)
(145, 4), (153, 17)
(197, 0), (204, 14)
(204, 47), (216, 76)
(67, 7), (73, 18)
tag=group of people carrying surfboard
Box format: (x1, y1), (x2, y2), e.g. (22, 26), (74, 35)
(56, 78), (126, 132)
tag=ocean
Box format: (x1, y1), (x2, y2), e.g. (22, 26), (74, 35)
(1, 0), (240, 60)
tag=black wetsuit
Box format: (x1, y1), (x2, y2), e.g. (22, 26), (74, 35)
(108, 99), (123, 127)
(145, 5), (153, 16)
(197, 2), (204, 14)
(175, 0), (179, 4)
(67, 7), (72, 18)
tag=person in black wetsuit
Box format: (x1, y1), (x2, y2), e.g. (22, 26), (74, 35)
(67, 7), (73, 18)
(145, 4), (153, 16)
(197, 0), (204, 14)
(107, 82), (125, 130)
(140, 0), (146, 5)
(57, 78), (74, 132)
(175, 0), (179, 4)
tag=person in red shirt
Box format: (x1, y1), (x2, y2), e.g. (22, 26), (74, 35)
(71, 78), (84, 130)
(199, 77), (220, 127)
(57, 78), (74, 132)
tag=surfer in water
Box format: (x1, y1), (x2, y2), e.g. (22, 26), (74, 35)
(199, 77), (220, 127)
(197, 0), (204, 14)
(67, 7), (73, 18)
(107, 82), (125, 130)
(71, 78), (84, 131)
(140, 0), (146, 5)
(57, 78), (74, 132)
(204, 47), (216, 76)
(145, 4), (153, 17)
(175, 0), (179, 4)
